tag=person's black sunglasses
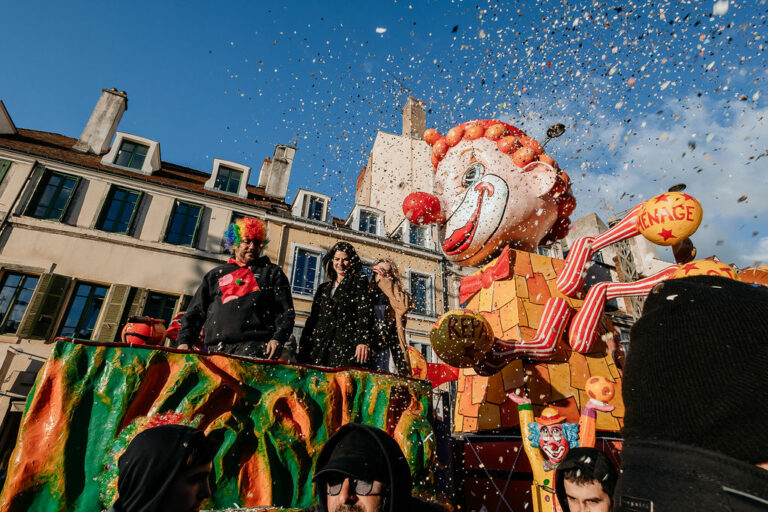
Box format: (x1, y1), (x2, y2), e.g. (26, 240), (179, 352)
(326, 476), (383, 497)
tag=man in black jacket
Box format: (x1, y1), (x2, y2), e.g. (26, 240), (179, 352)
(177, 217), (295, 358)
(300, 423), (444, 512)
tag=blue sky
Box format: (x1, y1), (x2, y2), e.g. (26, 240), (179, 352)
(1, 0), (766, 266)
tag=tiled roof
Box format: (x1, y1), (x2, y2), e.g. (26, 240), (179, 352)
(0, 128), (290, 212)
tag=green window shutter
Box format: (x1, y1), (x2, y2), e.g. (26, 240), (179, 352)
(92, 284), (131, 342)
(0, 159), (11, 184)
(16, 274), (72, 340)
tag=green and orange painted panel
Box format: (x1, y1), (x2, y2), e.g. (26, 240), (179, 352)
(0, 340), (435, 511)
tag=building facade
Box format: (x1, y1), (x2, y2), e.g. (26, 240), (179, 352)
(0, 90), (451, 470)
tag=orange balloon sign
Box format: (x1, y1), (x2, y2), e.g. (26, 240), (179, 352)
(672, 259), (740, 280)
(637, 192), (703, 246)
(430, 310), (494, 368)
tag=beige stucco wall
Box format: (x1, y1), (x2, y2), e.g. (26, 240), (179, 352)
(366, 132), (433, 233)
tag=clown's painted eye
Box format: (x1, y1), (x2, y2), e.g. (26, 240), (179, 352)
(462, 162), (485, 187)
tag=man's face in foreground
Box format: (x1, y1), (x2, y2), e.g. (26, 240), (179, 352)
(159, 462), (213, 512)
(563, 478), (611, 512)
(326, 474), (387, 512)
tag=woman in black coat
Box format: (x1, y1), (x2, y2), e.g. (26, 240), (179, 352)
(298, 242), (376, 369)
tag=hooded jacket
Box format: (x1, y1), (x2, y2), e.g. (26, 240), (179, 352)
(178, 256), (295, 349)
(108, 425), (210, 512)
(302, 423), (443, 512)
(554, 447), (617, 512)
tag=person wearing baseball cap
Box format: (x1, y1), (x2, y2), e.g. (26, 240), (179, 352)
(300, 423), (443, 512)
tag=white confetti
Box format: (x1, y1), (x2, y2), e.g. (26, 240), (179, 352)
(375, 27), (387, 34)
(713, 1), (729, 16)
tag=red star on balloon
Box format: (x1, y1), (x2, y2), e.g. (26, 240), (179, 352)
(658, 228), (676, 241)
(654, 193), (670, 203)
(682, 193), (696, 202)
(682, 263), (699, 275)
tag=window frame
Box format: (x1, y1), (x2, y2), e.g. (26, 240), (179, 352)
(164, 200), (204, 247)
(303, 194), (326, 221)
(0, 272), (40, 335)
(289, 243), (325, 298)
(57, 281), (109, 340)
(213, 165), (243, 195)
(96, 185), (144, 235)
(142, 291), (179, 326)
(26, 169), (81, 222)
(407, 270), (435, 318)
(358, 210), (379, 235)
(114, 140), (150, 170)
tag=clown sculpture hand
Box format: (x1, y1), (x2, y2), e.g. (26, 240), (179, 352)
(507, 377), (615, 512)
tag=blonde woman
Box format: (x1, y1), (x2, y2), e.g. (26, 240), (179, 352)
(370, 258), (414, 376)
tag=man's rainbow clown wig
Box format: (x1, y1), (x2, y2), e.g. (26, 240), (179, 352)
(224, 217), (269, 251)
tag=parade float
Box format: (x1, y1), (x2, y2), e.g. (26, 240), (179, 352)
(0, 340), (436, 511)
(0, 116), (745, 512)
(401, 119), (736, 511)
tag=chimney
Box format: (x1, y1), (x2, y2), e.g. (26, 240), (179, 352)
(257, 157), (272, 188)
(265, 145), (295, 199)
(402, 97), (426, 139)
(73, 88), (128, 154)
(0, 101), (17, 135)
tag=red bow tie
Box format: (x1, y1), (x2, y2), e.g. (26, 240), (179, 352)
(459, 246), (512, 304)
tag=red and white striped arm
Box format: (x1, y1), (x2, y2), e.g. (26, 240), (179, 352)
(473, 298), (573, 375)
(556, 236), (596, 296)
(556, 204), (644, 297)
(568, 265), (680, 353)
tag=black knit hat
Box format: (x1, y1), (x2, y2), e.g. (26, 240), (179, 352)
(622, 275), (768, 464)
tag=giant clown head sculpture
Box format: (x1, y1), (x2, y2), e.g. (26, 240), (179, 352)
(403, 120), (575, 267)
(528, 407), (580, 471)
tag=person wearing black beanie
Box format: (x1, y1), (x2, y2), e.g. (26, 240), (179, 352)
(108, 425), (216, 512)
(615, 275), (768, 511)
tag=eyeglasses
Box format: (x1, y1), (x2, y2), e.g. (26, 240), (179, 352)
(326, 477), (383, 497)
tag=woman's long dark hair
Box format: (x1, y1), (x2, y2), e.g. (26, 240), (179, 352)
(322, 241), (362, 282)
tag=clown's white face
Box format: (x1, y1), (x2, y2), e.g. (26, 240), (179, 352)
(434, 137), (560, 266)
(539, 424), (570, 466)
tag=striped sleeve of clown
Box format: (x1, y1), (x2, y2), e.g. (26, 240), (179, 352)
(518, 403), (547, 479)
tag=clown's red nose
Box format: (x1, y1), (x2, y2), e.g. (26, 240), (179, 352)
(403, 192), (443, 225)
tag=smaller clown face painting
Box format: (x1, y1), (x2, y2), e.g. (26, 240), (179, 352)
(539, 424), (570, 465)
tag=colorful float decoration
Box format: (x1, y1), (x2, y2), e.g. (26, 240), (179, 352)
(508, 377), (616, 512)
(403, 119), (717, 511)
(0, 340), (435, 511)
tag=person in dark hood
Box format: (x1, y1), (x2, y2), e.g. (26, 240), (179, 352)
(298, 242), (376, 369)
(177, 216), (295, 358)
(614, 275), (768, 511)
(108, 425), (216, 512)
(300, 423), (442, 512)
(555, 447), (617, 512)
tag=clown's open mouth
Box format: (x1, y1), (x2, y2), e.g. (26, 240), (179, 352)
(443, 183), (493, 255)
(542, 444), (567, 462)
